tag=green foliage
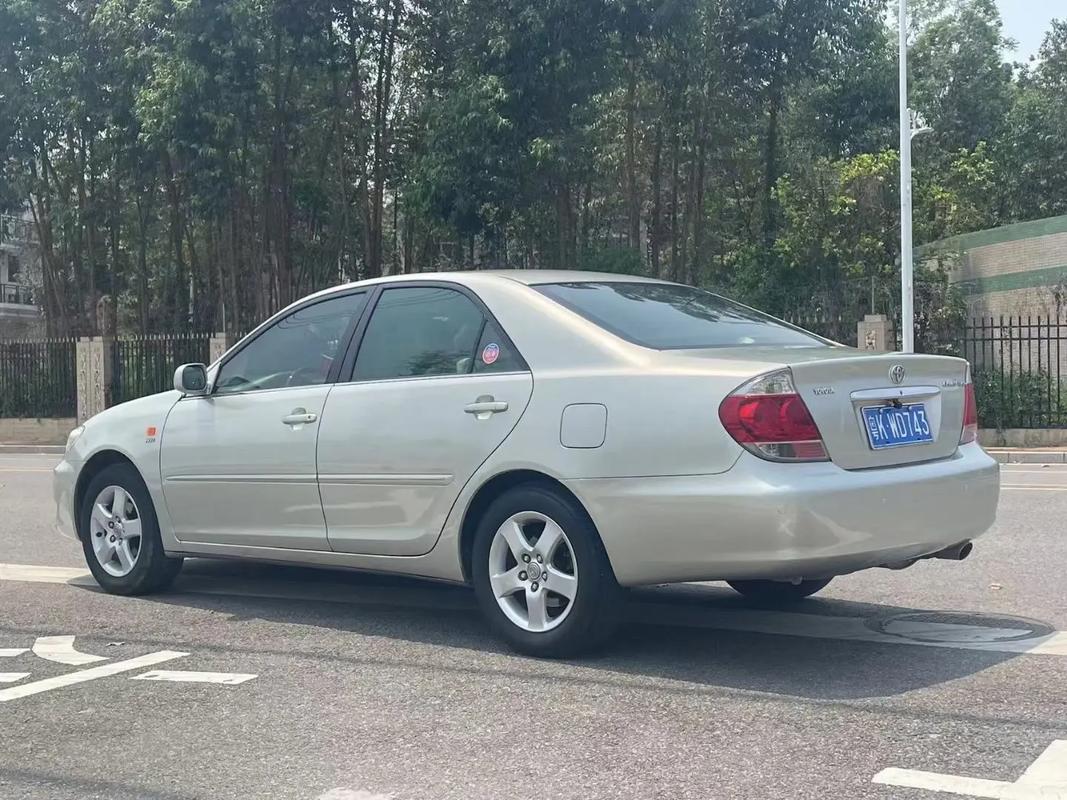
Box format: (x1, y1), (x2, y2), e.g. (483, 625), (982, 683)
(0, 0), (1062, 339)
(972, 368), (1066, 430)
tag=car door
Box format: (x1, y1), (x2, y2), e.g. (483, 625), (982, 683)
(316, 283), (533, 556)
(160, 291), (369, 550)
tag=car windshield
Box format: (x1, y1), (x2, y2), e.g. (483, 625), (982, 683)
(534, 281), (828, 350)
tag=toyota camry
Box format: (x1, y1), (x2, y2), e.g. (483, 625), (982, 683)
(53, 271), (1000, 656)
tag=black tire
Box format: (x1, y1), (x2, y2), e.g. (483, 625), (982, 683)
(727, 577), (832, 603)
(79, 462), (183, 596)
(471, 483), (622, 658)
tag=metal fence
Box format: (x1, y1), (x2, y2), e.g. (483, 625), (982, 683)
(961, 316), (1067, 430)
(0, 338), (77, 417)
(110, 333), (211, 406)
(784, 313), (858, 346)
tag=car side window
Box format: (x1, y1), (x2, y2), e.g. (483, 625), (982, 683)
(353, 286), (490, 381)
(473, 320), (524, 373)
(215, 293), (366, 395)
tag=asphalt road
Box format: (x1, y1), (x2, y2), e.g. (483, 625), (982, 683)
(1, 453), (1065, 800)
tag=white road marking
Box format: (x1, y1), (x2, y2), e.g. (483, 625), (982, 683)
(3, 562), (1065, 658)
(1002, 486), (1067, 492)
(0, 563), (93, 584)
(0, 650), (188, 702)
(32, 635), (107, 666)
(873, 740), (1067, 799)
(0, 648), (28, 657)
(131, 670), (257, 685)
(0, 673), (29, 683)
(317, 790), (394, 800)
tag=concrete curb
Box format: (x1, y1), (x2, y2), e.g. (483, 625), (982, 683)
(987, 448), (1067, 465)
(0, 444), (65, 455)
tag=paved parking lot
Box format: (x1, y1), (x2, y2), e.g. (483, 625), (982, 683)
(1, 454), (1065, 800)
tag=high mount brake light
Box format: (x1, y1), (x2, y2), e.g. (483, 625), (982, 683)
(718, 369), (829, 462)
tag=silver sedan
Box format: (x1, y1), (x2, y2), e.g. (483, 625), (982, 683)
(53, 271), (999, 656)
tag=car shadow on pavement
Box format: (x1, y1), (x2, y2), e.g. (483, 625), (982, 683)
(90, 558), (1034, 703)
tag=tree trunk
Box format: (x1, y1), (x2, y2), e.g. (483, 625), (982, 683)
(650, 125), (664, 278)
(624, 59), (641, 254)
(763, 62), (784, 250)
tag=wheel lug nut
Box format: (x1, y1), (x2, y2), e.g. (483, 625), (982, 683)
(518, 571), (527, 580)
(522, 554), (531, 563)
(536, 554), (543, 563)
(531, 582), (539, 591)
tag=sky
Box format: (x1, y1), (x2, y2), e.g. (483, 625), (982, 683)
(996, 0), (1060, 62)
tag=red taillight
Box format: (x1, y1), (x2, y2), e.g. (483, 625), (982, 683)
(719, 369), (828, 462)
(961, 382), (978, 444)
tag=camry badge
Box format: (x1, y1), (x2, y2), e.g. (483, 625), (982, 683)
(889, 364), (906, 385)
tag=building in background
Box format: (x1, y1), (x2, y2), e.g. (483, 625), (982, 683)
(0, 210), (43, 338)
(928, 215), (1067, 320)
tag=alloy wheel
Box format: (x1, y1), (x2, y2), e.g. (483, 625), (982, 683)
(487, 511), (578, 632)
(89, 485), (143, 578)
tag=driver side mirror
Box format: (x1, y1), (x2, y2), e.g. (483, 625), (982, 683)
(174, 363), (209, 396)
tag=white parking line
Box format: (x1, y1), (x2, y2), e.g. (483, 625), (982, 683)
(0, 564), (94, 584)
(131, 670), (257, 685)
(32, 635), (107, 665)
(3, 561), (1065, 658)
(873, 739), (1067, 799)
(0, 673), (29, 683)
(0, 648), (28, 657)
(0, 651), (188, 703)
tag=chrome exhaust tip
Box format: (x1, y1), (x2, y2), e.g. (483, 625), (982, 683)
(931, 541), (973, 561)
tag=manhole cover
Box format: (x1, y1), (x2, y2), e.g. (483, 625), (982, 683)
(866, 611), (1055, 644)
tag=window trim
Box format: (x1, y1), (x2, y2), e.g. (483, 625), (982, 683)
(210, 288), (371, 397)
(531, 281), (832, 351)
(337, 280), (529, 385)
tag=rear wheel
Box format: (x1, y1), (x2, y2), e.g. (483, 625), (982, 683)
(79, 463), (183, 595)
(727, 578), (831, 603)
(471, 484), (621, 657)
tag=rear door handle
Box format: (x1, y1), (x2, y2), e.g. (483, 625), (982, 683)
(282, 408), (317, 426)
(464, 396), (508, 419)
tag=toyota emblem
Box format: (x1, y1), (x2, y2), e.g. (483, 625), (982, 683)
(889, 364), (906, 385)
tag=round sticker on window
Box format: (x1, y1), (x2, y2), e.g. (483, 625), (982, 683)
(481, 343), (500, 365)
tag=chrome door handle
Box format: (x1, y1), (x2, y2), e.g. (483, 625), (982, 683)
(282, 408), (317, 426)
(464, 396), (508, 419)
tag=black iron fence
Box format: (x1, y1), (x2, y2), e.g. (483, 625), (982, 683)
(784, 313), (858, 346)
(0, 338), (77, 417)
(3, 318), (1067, 429)
(110, 333), (211, 406)
(961, 316), (1067, 430)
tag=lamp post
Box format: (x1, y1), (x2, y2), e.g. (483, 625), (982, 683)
(898, 0), (914, 353)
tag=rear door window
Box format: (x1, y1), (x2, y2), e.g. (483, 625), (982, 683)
(534, 282), (827, 350)
(353, 286), (488, 381)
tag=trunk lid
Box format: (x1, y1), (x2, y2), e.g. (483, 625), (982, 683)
(787, 352), (969, 469)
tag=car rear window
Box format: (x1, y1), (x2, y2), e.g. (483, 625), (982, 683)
(534, 282), (827, 350)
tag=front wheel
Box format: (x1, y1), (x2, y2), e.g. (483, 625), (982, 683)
(727, 578), (832, 603)
(79, 462), (184, 595)
(471, 484), (621, 658)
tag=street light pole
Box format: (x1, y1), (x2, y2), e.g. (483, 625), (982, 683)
(898, 0), (914, 353)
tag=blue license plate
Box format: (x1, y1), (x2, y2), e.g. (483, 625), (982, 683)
(862, 404), (933, 450)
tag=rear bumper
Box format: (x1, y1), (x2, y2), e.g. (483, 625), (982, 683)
(566, 443), (999, 586)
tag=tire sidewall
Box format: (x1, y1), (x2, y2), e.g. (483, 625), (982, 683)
(471, 484), (619, 657)
(79, 463), (172, 595)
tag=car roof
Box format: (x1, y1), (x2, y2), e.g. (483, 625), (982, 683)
(307, 269), (672, 299)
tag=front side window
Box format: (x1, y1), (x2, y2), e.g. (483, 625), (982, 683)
(215, 293), (366, 394)
(354, 286), (491, 381)
(534, 282), (827, 350)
